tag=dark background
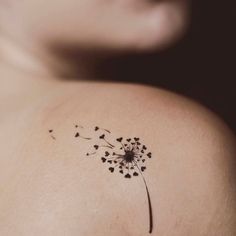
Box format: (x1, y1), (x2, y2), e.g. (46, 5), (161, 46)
(95, 0), (236, 133)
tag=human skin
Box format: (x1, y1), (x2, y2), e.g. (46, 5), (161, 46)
(0, 81), (236, 236)
(0, 0), (236, 235)
(0, 0), (190, 76)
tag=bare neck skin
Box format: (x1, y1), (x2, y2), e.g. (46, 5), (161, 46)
(0, 26), (101, 103)
(0, 28), (63, 120)
(0, 32), (67, 80)
(0, 28), (112, 122)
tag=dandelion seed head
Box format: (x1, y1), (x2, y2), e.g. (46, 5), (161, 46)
(124, 150), (135, 163)
(100, 137), (150, 178)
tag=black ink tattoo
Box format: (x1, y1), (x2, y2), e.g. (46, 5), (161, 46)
(75, 132), (91, 140)
(74, 124), (92, 140)
(75, 124), (84, 129)
(94, 126), (111, 133)
(99, 134), (115, 148)
(88, 134), (153, 234)
(48, 129), (56, 140)
(48, 125), (154, 234)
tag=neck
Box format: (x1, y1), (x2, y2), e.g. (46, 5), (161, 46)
(0, 31), (65, 79)
(0, 31), (105, 80)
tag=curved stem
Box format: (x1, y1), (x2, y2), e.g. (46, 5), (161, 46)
(103, 138), (115, 148)
(135, 162), (153, 234)
(143, 177), (153, 234)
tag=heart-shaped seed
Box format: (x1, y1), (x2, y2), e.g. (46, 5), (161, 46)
(141, 166), (146, 172)
(147, 152), (152, 158)
(125, 173), (131, 178)
(116, 137), (123, 142)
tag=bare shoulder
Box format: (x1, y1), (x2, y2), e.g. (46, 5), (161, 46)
(41, 81), (236, 235)
(40, 81), (235, 151)
(0, 82), (235, 236)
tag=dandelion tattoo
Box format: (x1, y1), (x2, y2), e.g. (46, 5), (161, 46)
(87, 133), (153, 234)
(48, 125), (154, 234)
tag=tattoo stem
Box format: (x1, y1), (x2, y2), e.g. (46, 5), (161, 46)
(75, 132), (92, 140)
(100, 145), (114, 149)
(135, 162), (153, 234)
(103, 138), (115, 148)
